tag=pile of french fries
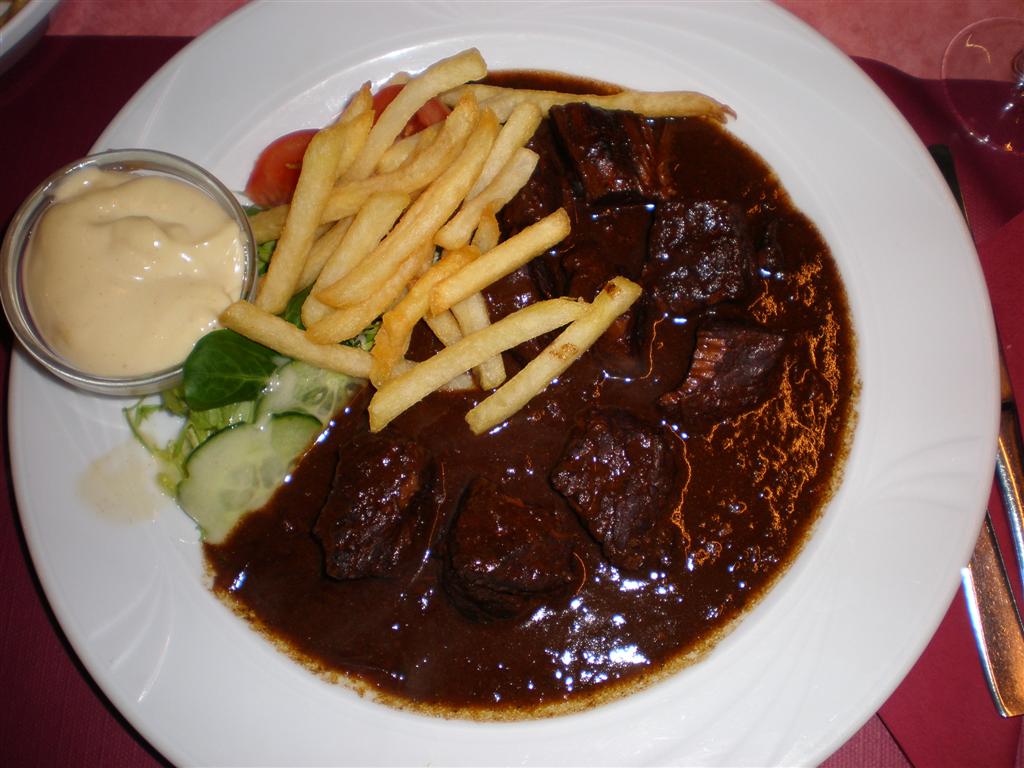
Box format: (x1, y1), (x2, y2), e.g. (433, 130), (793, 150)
(220, 48), (730, 434)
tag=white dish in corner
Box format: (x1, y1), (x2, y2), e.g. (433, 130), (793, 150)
(0, 0), (60, 75)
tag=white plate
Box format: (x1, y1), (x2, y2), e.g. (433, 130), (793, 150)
(0, 0), (59, 75)
(9, 1), (999, 765)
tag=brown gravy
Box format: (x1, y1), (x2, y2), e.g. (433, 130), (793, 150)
(206, 73), (857, 717)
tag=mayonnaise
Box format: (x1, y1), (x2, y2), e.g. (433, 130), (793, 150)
(25, 167), (245, 377)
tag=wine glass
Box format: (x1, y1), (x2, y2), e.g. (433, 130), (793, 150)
(941, 17), (1024, 155)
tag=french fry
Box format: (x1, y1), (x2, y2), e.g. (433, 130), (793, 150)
(375, 121), (443, 174)
(368, 297), (587, 432)
(442, 84), (733, 123)
(250, 205), (288, 244)
(330, 113), (374, 181)
(316, 109), (499, 309)
(450, 210), (505, 389)
(439, 83), (512, 105)
(467, 101), (543, 198)
(339, 82), (373, 125)
(450, 294), (503, 389)
(297, 216), (352, 291)
(341, 48), (488, 183)
(424, 310), (464, 347)
(435, 147), (538, 250)
(305, 243), (433, 345)
(371, 246), (479, 385)
(471, 205), (501, 252)
(255, 109), (374, 314)
(321, 94), (479, 223)
(450, 293), (503, 389)
(390, 359), (474, 391)
(302, 192), (411, 327)
(465, 276), (642, 434)
(430, 207), (570, 315)
(250, 210), (332, 249)
(220, 301), (372, 378)
(328, 84), (374, 179)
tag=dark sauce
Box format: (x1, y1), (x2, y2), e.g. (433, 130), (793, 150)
(206, 72), (857, 718)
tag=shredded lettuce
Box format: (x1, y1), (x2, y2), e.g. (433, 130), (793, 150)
(345, 318), (381, 351)
(125, 390), (257, 494)
(256, 239), (276, 275)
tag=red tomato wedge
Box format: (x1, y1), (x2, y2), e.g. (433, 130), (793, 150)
(244, 129), (317, 208)
(372, 84), (451, 138)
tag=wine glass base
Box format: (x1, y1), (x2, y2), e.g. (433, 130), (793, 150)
(942, 17), (1024, 156)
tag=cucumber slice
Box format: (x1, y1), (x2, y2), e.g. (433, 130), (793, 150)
(256, 360), (361, 424)
(177, 413), (322, 544)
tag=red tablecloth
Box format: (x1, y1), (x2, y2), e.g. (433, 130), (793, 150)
(2, 37), (1023, 767)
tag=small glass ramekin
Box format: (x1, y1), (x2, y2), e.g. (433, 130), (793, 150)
(0, 148), (258, 397)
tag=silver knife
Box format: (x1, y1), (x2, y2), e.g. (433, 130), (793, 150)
(996, 354), (1024, 591)
(962, 514), (1024, 716)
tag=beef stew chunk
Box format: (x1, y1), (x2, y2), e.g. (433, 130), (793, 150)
(590, 306), (644, 376)
(659, 320), (786, 422)
(550, 103), (657, 204)
(757, 217), (818, 277)
(314, 434), (431, 580)
(499, 120), (577, 237)
(445, 479), (579, 620)
(483, 263), (545, 319)
(551, 410), (683, 571)
(562, 205), (652, 301)
(643, 200), (753, 315)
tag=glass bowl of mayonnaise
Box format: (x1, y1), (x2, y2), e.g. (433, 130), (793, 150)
(0, 149), (258, 396)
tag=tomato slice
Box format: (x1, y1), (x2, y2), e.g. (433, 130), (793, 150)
(371, 84), (404, 117)
(371, 83), (451, 137)
(244, 129), (317, 208)
(412, 97), (451, 132)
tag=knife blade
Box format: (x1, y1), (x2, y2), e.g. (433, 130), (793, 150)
(962, 514), (1024, 716)
(930, 143), (1024, 716)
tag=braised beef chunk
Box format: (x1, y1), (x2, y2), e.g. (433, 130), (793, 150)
(551, 410), (683, 571)
(529, 256), (566, 300)
(757, 215), (820, 277)
(499, 120), (577, 238)
(550, 103), (657, 204)
(562, 205), (652, 300)
(483, 264), (544, 319)
(591, 306), (643, 375)
(659, 320), (786, 421)
(314, 434), (431, 580)
(445, 479), (579, 620)
(643, 200), (753, 315)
